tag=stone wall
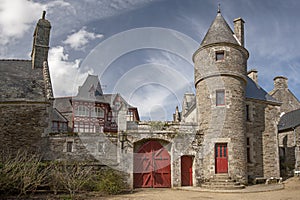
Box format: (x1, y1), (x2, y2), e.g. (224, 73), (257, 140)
(278, 126), (300, 177)
(196, 75), (247, 184)
(296, 126), (300, 171)
(269, 76), (300, 114)
(194, 41), (249, 184)
(245, 100), (265, 179)
(124, 121), (201, 188)
(246, 99), (281, 180)
(44, 132), (118, 166)
(262, 104), (281, 178)
(0, 102), (50, 159)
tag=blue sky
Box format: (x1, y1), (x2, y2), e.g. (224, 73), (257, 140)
(0, 0), (299, 120)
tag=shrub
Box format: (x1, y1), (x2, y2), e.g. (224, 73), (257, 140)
(96, 169), (127, 195)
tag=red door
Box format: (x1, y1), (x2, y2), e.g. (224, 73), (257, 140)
(215, 143), (228, 173)
(134, 140), (171, 188)
(181, 156), (193, 186)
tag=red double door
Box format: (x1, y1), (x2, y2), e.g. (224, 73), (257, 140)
(215, 143), (228, 173)
(134, 140), (171, 188)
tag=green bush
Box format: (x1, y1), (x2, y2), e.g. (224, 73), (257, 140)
(95, 169), (127, 195)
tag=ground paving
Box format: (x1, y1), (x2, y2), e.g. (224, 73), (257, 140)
(94, 177), (300, 200)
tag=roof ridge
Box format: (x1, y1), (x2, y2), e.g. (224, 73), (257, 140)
(0, 59), (31, 61)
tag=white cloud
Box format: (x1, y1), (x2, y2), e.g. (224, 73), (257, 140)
(48, 46), (94, 96)
(46, 0), (71, 9)
(0, 0), (45, 45)
(63, 27), (103, 50)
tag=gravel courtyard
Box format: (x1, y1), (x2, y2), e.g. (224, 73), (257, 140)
(95, 177), (300, 200)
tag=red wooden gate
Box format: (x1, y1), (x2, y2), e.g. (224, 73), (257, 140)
(181, 156), (193, 186)
(215, 143), (228, 173)
(134, 140), (171, 188)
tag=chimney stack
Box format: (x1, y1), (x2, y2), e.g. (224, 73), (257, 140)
(234, 17), (245, 46)
(247, 69), (258, 84)
(274, 76), (288, 89)
(31, 11), (51, 69)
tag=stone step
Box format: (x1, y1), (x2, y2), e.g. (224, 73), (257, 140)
(203, 181), (241, 186)
(201, 174), (245, 190)
(210, 177), (233, 182)
(201, 184), (245, 190)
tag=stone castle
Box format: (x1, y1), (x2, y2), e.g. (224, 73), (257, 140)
(1, 9), (300, 189)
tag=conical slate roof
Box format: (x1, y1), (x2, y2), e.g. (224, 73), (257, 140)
(201, 12), (239, 46)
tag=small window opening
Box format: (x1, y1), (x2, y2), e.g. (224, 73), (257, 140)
(246, 105), (250, 121)
(67, 141), (73, 152)
(216, 90), (225, 106)
(216, 51), (225, 61)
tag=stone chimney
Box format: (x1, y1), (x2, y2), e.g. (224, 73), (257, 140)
(233, 17), (245, 46)
(31, 11), (51, 69)
(173, 106), (181, 122)
(247, 69), (258, 84)
(274, 76), (288, 89)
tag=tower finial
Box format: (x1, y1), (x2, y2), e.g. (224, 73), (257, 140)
(42, 11), (46, 19)
(218, 3), (221, 13)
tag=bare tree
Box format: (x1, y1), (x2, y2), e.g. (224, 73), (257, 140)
(0, 150), (49, 196)
(50, 161), (93, 199)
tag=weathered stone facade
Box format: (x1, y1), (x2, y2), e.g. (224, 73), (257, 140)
(269, 76), (300, 177)
(193, 11), (249, 184)
(2, 8), (300, 191)
(0, 103), (50, 156)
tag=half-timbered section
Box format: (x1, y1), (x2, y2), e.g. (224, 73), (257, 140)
(54, 74), (139, 134)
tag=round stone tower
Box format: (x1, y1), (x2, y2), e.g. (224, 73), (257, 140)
(193, 10), (249, 184)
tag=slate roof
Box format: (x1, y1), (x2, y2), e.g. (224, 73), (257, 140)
(245, 77), (280, 104)
(52, 108), (68, 122)
(0, 60), (46, 101)
(201, 12), (239, 47)
(75, 74), (104, 101)
(54, 97), (73, 113)
(55, 75), (137, 112)
(278, 109), (300, 131)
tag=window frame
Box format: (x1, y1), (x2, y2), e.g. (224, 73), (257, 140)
(246, 104), (251, 121)
(66, 141), (73, 153)
(246, 137), (252, 163)
(215, 51), (225, 61)
(92, 107), (105, 118)
(216, 89), (225, 106)
(75, 105), (89, 116)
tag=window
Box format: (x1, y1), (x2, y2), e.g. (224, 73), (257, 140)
(246, 137), (251, 163)
(52, 121), (68, 132)
(216, 90), (225, 106)
(246, 105), (250, 121)
(75, 105), (89, 116)
(92, 107), (104, 118)
(67, 141), (73, 152)
(74, 122), (102, 133)
(127, 111), (134, 121)
(216, 51), (225, 61)
(98, 141), (106, 154)
(52, 121), (59, 132)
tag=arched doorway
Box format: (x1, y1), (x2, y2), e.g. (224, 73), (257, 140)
(133, 140), (171, 188)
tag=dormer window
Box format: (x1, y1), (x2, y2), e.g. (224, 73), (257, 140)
(216, 51), (225, 61)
